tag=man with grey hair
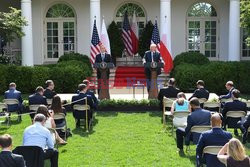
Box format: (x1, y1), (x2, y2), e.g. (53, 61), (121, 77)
(143, 44), (164, 92)
(23, 114), (58, 167)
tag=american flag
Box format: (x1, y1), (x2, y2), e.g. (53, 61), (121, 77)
(90, 20), (101, 64)
(151, 20), (161, 51)
(122, 11), (133, 56)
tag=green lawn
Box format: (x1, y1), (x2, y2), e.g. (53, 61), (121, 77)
(1, 111), (250, 167)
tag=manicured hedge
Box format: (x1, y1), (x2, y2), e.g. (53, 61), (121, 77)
(172, 61), (250, 94)
(0, 56), (93, 94)
(173, 52), (210, 66)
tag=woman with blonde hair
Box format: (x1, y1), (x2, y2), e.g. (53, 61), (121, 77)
(217, 138), (250, 167)
(170, 92), (190, 127)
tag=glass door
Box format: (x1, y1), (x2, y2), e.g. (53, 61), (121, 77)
(46, 22), (59, 59)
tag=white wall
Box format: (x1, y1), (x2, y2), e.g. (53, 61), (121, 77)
(171, 0), (229, 61)
(4, 0), (229, 64)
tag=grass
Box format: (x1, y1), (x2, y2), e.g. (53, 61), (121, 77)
(0, 111), (199, 167)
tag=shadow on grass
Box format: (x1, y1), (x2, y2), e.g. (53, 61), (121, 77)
(72, 127), (96, 137)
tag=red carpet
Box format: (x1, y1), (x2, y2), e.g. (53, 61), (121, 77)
(114, 66), (146, 87)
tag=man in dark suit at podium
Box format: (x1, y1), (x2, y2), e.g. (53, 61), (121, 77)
(143, 44), (164, 92)
(95, 45), (113, 80)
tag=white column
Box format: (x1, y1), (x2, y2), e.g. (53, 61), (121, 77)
(90, 0), (101, 35)
(228, 0), (240, 61)
(21, 0), (33, 66)
(160, 0), (172, 54)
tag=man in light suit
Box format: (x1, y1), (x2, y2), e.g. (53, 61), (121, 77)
(143, 44), (164, 92)
(0, 134), (26, 167)
(196, 113), (232, 167)
(176, 98), (211, 154)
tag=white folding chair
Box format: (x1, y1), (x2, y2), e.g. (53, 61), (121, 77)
(73, 100), (91, 132)
(162, 97), (174, 126)
(3, 99), (21, 122)
(172, 111), (189, 135)
(203, 102), (221, 113)
(198, 98), (207, 104)
(46, 99), (52, 105)
(29, 105), (41, 119)
(220, 98), (233, 103)
(0, 103), (8, 126)
(203, 146), (223, 155)
(226, 111), (246, 129)
(53, 113), (67, 140)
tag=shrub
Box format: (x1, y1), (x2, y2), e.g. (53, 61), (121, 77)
(30, 66), (50, 91)
(172, 61), (250, 94)
(173, 52), (210, 66)
(58, 53), (92, 68)
(0, 65), (7, 93)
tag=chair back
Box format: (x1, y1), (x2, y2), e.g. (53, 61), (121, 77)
(220, 98), (233, 103)
(190, 126), (212, 133)
(203, 146), (223, 155)
(198, 98), (207, 104)
(226, 111), (246, 118)
(163, 98), (174, 108)
(13, 146), (44, 167)
(203, 102), (220, 108)
(3, 99), (19, 105)
(173, 111), (189, 118)
(0, 103), (6, 112)
(246, 101), (250, 111)
(46, 99), (52, 105)
(73, 104), (90, 111)
(29, 105), (40, 111)
(53, 113), (66, 120)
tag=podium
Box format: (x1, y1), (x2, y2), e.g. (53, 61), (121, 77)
(144, 62), (164, 99)
(94, 62), (114, 100)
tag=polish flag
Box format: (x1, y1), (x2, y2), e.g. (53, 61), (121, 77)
(131, 11), (139, 55)
(160, 18), (173, 73)
(100, 18), (111, 54)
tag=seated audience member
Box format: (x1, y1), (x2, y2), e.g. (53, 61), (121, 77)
(158, 78), (180, 110)
(50, 95), (66, 123)
(29, 86), (48, 119)
(72, 84), (94, 127)
(0, 134), (26, 167)
(222, 89), (247, 136)
(196, 113), (232, 167)
(176, 98), (211, 154)
(4, 82), (23, 113)
(217, 138), (250, 167)
(44, 80), (56, 99)
(170, 92), (190, 127)
(188, 80), (209, 101)
(82, 80), (98, 109)
(238, 114), (250, 144)
(36, 105), (67, 145)
(23, 114), (58, 167)
(219, 81), (235, 100)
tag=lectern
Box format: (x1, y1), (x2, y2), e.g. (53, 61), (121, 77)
(144, 62), (164, 99)
(94, 62), (114, 100)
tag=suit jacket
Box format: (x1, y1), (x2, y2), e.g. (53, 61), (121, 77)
(43, 88), (56, 99)
(220, 87), (235, 99)
(222, 100), (247, 128)
(28, 93), (48, 106)
(196, 128), (232, 167)
(76, 90), (98, 109)
(243, 114), (250, 130)
(189, 88), (210, 101)
(95, 53), (113, 79)
(0, 151), (26, 167)
(143, 51), (163, 78)
(185, 108), (211, 144)
(4, 89), (23, 112)
(158, 86), (180, 109)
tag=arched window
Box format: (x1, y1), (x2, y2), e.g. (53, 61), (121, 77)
(45, 3), (76, 60)
(46, 4), (75, 18)
(188, 2), (217, 17)
(115, 2), (146, 37)
(187, 2), (218, 59)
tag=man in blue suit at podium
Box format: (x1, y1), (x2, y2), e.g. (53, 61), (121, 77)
(143, 44), (164, 92)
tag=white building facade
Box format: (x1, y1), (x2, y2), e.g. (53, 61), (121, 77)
(1, 0), (249, 66)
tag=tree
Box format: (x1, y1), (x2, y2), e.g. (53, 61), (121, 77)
(0, 7), (27, 45)
(138, 21), (154, 57)
(107, 21), (124, 65)
(241, 0), (250, 45)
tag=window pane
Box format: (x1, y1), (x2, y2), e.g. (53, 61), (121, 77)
(188, 3), (217, 17)
(46, 4), (75, 18)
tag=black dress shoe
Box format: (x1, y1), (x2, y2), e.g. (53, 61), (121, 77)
(234, 129), (239, 136)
